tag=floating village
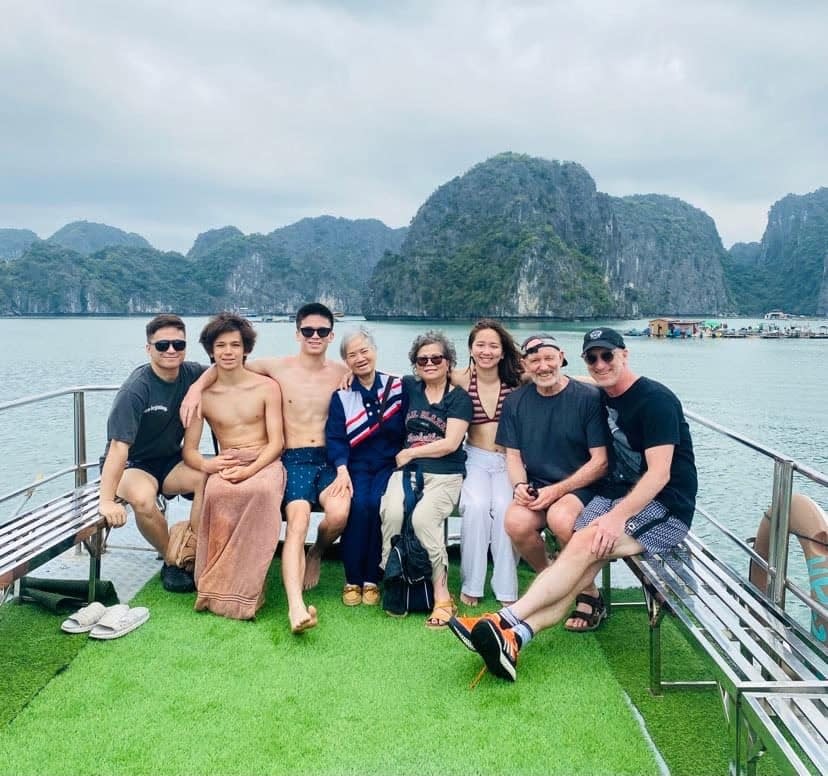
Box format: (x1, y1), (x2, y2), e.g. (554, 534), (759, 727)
(626, 312), (828, 340)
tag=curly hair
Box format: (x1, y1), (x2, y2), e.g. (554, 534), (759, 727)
(199, 312), (257, 361)
(466, 318), (523, 387)
(408, 330), (458, 373)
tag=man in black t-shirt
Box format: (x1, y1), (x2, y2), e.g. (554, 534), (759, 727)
(99, 314), (207, 592)
(448, 328), (698, 682)
(497, 335), (608, 574)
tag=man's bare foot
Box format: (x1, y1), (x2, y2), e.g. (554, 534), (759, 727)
(290, 605), (318, 634)
(303, 546), (322, 590)
(460, 593), (479, 607)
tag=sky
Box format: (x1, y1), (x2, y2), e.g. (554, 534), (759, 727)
(2, 0), (827, 253)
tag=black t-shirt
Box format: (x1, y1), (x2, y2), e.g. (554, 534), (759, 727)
(105, 362), (206, 461)
(402, 375), (473, 475)
(598, 376), (697, 525)
(496, 379), (607, 485)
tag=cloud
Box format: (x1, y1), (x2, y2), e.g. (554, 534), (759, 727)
(1, 0), (826, 251)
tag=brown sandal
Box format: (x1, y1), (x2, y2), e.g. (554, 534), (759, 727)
(564, 593), (607, 632)
(425, 599), (457, 629)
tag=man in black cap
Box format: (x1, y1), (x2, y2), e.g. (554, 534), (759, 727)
(448, 327), (697, 681)
(492, 333), (608, 624)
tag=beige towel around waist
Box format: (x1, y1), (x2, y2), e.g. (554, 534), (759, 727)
(194, 449), (285, 620)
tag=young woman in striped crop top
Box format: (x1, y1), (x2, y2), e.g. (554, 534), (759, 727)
(451, 319), (523, 606)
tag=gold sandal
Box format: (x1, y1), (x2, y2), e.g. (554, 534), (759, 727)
(425, 599), (457, 629)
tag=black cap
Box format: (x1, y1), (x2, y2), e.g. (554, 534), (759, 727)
(520, 333), (568, 367)
(582, 327), (626, 354)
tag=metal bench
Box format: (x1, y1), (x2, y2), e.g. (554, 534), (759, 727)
(603, 532), (827, 776)
(0, 479), (106, 607)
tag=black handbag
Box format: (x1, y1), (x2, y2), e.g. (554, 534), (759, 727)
(382, 464), (434, 615)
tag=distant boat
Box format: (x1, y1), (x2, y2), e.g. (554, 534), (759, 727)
(764, 310), (790, 320)
(333, 311), (345, 319)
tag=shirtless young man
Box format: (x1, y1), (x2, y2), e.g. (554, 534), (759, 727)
(182, 313), (285, 621)
(182, 303), (350, 633)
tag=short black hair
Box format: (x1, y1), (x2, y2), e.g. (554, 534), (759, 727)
(146, 314), (185, 340)
(199, 312), (257, 361)
(296, 302), (334, 329)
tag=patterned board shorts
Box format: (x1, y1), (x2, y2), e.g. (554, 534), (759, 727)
(282, 446), (337, 507)
(574, 495), (689, 554)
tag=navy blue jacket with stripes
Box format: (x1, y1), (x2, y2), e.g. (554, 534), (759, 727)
(325, 372), (407, 473)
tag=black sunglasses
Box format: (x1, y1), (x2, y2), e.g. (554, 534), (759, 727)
(299, 326), (332, 339)
(415, 354), (446, 366)
(583, 350), (615, 365)
(153, 339), (186, 352)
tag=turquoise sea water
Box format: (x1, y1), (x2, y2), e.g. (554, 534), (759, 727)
(1, 315), (826, 610)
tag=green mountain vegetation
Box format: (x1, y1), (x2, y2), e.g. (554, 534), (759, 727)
(0, 217), (406, 315)
(0, 228), (38, 261)
(2, 158), (826, 318)
(724, 188), (828, 316)
(366, 153), (731, 319)
(48, 220), (153, 255)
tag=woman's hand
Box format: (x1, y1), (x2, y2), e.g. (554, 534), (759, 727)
(329, 467), (353, 497)
(395, 448), (414, 468)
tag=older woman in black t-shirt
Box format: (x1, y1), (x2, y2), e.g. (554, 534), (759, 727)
(379, 330), (473, 628)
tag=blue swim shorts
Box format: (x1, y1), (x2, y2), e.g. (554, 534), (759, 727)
(282, 447), (337, 507)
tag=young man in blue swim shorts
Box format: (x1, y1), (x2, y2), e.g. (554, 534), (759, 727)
(182, 303), (351, 633)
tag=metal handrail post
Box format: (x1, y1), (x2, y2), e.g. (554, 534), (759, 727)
(73, 390), (88, 489)
(767, 459), (794, 608)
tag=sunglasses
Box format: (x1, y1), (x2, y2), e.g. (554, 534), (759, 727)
(153, 339), (186, 352)
(583, 350), (615, 365)
(299, 326), (332, 339)
(415, 354), (446, 366)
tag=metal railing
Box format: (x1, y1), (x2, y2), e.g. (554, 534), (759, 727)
(0, 386), (118, 508)
(685, 409), (828, 632)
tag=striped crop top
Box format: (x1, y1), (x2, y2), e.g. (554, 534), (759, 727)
(467, 368), (515, 425)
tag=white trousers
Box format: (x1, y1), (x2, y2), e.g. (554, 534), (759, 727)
(459, 445), (519, 602)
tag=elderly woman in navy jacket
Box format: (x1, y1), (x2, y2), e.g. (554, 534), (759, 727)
(326, 327), (407, 606)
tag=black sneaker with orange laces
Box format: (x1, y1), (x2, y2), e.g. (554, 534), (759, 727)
(469, 617), (519, 681)
(448, 613), (501, 652)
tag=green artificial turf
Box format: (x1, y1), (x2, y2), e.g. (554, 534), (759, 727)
(1, 561), (659, 776)
(0, 603), (88, 727)
(594, 589), (784, 776)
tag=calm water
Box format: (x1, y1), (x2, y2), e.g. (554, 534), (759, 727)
(1, 316), (826, 607)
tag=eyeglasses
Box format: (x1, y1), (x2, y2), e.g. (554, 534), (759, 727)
(299, 326), (332, 339)
(153, 339), (186, 352)
(415, 355), (446, 366)
(583, 350), (615, 365)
